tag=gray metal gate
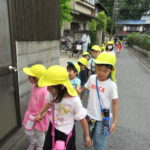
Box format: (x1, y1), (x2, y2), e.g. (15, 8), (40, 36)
(0, 0), (20, 143)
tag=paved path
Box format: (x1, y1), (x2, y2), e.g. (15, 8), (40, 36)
(75, 47), (150, 150)
(2, 47), (150, 150)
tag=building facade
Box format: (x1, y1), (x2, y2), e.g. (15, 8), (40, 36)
(116, 19), (150, 37)
(63, 0), (106, 40)
(0, 0), (60, 148)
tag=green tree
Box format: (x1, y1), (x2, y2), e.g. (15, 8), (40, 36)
(96, 11), (108, 31)
(88, 19), (97, 30)
(107, 17), (116, 35)
(118, 0), (150, 19)
(60, 0), (73, 24)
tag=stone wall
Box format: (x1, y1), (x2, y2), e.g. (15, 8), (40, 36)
(132, 45), (150, 58)
(16, 40), (60, 120)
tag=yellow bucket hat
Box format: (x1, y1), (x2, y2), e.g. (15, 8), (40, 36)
(67, 62), (81, 73)
(107, 41), (114, 45)
(23, 64), (46, 78)
(82, 52), (90, 56)
(94, 52), (117, 82)
(78, 57), (88, 67)
(38, 65), (77, 96)
(91, 45), (101, 52)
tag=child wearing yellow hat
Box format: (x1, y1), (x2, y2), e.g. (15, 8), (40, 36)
(22, 64), (50, 150)
(82, 53), (119, 150)
(78, 57), (89, 99)
(105, 41), (116, 55)
(82, 52), (90, 60)
(67, 62), (81, 94)
(35, 65), (91, 150)
(88, 45), (101, 75)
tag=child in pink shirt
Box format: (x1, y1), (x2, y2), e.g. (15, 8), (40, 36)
(22, 64), (50, 150)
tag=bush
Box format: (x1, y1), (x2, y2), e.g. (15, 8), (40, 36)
(126, 33), (150, 51)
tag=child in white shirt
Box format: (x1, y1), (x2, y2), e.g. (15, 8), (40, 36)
(84, 52), (119, 150)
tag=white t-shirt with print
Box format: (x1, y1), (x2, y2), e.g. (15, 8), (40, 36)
(85, 74), (118, 121)
(46, 93), (87, 134)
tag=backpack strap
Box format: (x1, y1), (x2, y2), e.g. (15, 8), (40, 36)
(51, 106), (55, 149)
(51, 106), (72, 150)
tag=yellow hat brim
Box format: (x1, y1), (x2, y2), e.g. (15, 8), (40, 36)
(94, 59), (114, 66)
(23, 68), (35, 77)
(38, 76), (78, 96)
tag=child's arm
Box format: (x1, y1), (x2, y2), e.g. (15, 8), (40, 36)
(110, 99), (119, 134)
(76, 86), (88, 95)
(80, 118), (92, 147)
(35, 103), (53, 122)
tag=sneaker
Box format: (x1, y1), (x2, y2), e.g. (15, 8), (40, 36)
(27, 143), (36, 150)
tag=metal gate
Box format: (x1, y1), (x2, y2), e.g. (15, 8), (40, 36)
(0, 0), (21, 143)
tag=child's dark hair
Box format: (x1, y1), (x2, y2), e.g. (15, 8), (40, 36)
(51, 85), (67, 103)
(78, 62), (84, 66)
(106, 45), (113, 51)
(67, 64), (78, 73)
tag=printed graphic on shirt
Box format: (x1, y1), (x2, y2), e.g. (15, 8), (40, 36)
(55, 104), (72, 124)
(91, 84), (105, 93)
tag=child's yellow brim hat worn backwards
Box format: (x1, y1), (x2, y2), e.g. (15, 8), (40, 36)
(23, 64), (46, 78)
(67, 62), (81, 73)
(78, 57), (88, 67)
(38, 65), (78, 96)
(94, 52), (117, 82)
(91, 45), (101, 52)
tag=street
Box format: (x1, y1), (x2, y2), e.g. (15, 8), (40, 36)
(2, 46), (150, 150)
(75, 46), (150, 150)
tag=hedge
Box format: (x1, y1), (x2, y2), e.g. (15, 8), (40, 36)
(126, 33), (150, 51)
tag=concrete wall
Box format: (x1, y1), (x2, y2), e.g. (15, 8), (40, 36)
(16, 40), (60, 119)
(132, 45), (150, 58)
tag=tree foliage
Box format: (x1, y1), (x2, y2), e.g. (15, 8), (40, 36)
(99, 0), (150, 20)
(60, 0), (73, 24)
(106, 17), (116, 35)
(96, 11), (108, 31)
(88, 19), (97, 30)
(118, 0), (150, 19)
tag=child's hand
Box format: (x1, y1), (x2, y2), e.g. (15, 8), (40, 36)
(84, 135), (92, 147)
(110, 122), (117, 134)
(35, 114), (42, 122)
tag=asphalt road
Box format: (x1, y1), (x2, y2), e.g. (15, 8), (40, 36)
(76, 47), (150, 150)
(4, 47), (150, 150)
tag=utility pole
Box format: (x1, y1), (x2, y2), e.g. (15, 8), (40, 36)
(110, 0), (118, 40)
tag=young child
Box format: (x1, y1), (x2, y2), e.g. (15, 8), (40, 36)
(78, 57), (89, 99)
(67, 62), (81, 94)
(82, 52), (90, 61)
(88, 45), (101, 75)
(22, 64), (50, 150)
(35, 65), (92, 150)
(83, 52), (119, 150)
(105, 41), (116, 55)
(116, 40), (123, 56)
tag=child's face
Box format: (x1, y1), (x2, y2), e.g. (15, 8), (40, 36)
(67, 69), (78, 80)
(28, 76), (38, 84)
(47, 86), (58, 96)
(79, 64), (86, 70)
(83, 55), (90, 60)
(91, 50), (100, 59)
(96, 65), (112, 81)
